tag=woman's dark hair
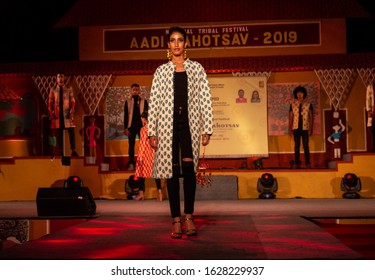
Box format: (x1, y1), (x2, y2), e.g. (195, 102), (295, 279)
(293, 86), (307, 99)
(168, 26), (187, 41)
(141, 111), (148, 120)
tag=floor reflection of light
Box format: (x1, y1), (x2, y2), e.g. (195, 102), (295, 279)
(86, 244), (151, 259)
(71, 222), (150, 236)
(38, 239), (82, 244)
(73, 227), (120, 235)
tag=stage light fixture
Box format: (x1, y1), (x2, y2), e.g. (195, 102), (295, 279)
(257, 173), (278, 199)
(64, 176), (84, 188)
(340, 173), (361, 199)
(125, 175), (141, 200)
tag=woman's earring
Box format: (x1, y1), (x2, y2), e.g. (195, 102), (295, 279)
(183, 50), (187, 59)
(167, 49), (172, 60)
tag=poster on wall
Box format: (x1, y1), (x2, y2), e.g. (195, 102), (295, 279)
(267, 82), (321, 136)
(204, 76), (269, 158)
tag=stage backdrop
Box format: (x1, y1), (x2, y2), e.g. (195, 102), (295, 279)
(104, 77), (268, 158)
(205, 76), (269, 158)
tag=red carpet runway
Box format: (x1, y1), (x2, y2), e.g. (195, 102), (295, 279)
(0, 199), (374, 259)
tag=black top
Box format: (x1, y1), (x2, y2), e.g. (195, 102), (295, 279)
(173, 71), (188, 120)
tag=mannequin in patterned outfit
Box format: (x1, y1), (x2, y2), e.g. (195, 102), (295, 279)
(48, 73), (78, 157)
(289, 86), (313, 168)
(148, 26), (213, 239)
(133, 111), (162, 201)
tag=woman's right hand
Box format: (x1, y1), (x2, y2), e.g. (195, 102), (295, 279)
(149, 136), (158, 150)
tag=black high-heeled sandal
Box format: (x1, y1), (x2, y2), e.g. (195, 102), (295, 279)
(184, 217), (197, 236)
(170, 219), (182, 239)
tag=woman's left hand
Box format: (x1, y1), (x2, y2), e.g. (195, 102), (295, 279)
(202, 134), (210, 146)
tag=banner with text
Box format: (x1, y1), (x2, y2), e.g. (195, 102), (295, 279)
(104, 22), (320, 52)
(205, 77), (269, 158)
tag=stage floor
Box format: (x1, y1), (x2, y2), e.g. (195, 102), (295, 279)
(0, 199), (375, 260)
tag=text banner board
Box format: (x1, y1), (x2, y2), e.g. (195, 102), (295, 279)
(104, 22), (320, 51)
(205, 77), (268, 158)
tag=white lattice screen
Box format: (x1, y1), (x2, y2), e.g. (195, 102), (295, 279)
(32, 75), (72, 107)
(357, 68), (375, 88)
(74, 75), (112, 115)
(314, 69), (356, 112)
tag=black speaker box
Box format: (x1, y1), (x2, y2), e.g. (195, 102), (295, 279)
(36, 187), (96, 217)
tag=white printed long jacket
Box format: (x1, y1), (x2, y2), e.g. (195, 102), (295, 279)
(148, 59), (213, 178)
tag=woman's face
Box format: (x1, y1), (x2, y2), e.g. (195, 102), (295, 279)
(168, 32), (186, 58)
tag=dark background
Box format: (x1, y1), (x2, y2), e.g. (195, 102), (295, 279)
(0, 0), (78, 62)
(0, 0), (374, 63)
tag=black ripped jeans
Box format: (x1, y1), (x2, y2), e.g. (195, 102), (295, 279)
(167, 118), (196, 218)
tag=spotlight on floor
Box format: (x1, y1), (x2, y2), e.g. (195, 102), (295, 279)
(257, 173), (277, 199)
(125, 175), (141, 200)
(340, 173), (361, 199)
(64, 176), (84, 188)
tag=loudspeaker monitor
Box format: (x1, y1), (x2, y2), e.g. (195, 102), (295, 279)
(36, 187), (96, 217)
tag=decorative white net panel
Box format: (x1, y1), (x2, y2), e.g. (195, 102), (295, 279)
(74, 75), (112, 115)
(32, 75), (72, 108)
(357, 68), (375, 88)
(0, 83), (21, 101)
(232, 71), (272, 80)
(314, 69), (356, 112)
